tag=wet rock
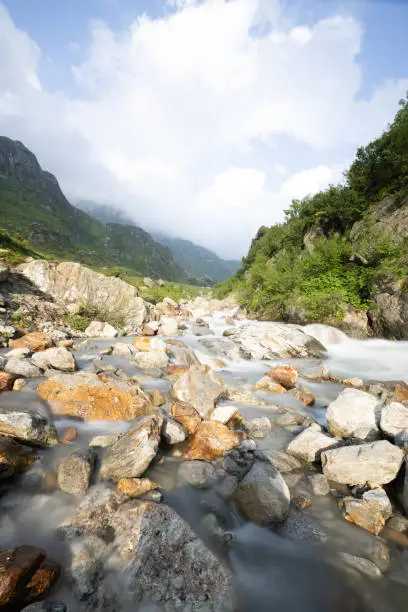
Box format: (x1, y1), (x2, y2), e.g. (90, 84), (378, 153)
(211, 404), (238, 424)
(266, 364), (298, 389)
(380, 401), (408, 438)
(111, 343), (135, 358)
(326, 388), (381, 441)
(177, 460), (216, 487)
(261, 449), (303, 473)
(32, 347), (77, 372)
(276, 410), (313, 428)
(0, 435), (36, 480)
(339, 553), (381, 579)
(254, 377), (286, 393)
(245, 417), (272, 439)
(286, 425), (337, 463)
(89, 433), (122, 448)
(162, 417), (187, 445)
(235, 461), (290, 525)
(0, 545), (60, 608)
(85, 321), (119, 338)
(302, 362), (331, 381)
(117, 477), (157, 497)
(37, 372), (152, 421)
(172, 364), (227, 419)
(309, 473), (330, 496)
(100, 416), (163, 481)
(223, 444), (255, 480)
(171, 401), (202, 434)
(387, 514), (408, 532)
(342, 488), (392, 535)
(9, 331), (54, 352)
(158, 316), (179, 337)
(70, 485), (123, 540)
(0, 393), (58, 446)
(322, 440), (404, 485)
(58, 449), (95, 495)
(0, 372), (15, 392)
(134, 349), (169, 369)
(5, 358), (42, 378)
(184, 420), (242, 461)
(21, 602), (67, 612)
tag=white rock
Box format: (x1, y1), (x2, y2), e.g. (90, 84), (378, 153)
(246, 417), (272, 439)
(133, 350), (169, 369)
(111, 343), (135, 358)
(211, 405), (238, 424)
(380, 402), (408, 438)
(172, 364), (227, 419)
(158, 316), (179, 337)
(5, 348), (31, 358)
(286, 426), (337, 463)
(162, 418), (186, 445)
(326, 388), (381, 440)
(85, 321), (119, 338)
(32, 347), (77, 372)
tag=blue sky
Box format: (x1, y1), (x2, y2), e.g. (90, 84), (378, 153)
(1, 0), (407, 257)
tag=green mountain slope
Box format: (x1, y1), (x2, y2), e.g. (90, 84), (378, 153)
(0, 137), (188, 281)
(216, 97), (408, 338)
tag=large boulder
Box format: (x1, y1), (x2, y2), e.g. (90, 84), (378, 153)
(326, 389), (381, 441)
(380, 402), (408, 438)
(100, 416), (162, 481)
(322, 440), (404, 485)
(133, 350), (168, 370)
(5, 358), (42, 378)
(0, 392), (58, 446)
(183, 420), (242, 461)
(172, 365), (227, 419)
(286, 425), (338, 462)
(235, 461), (290, 525)
(31, 347), (77, 372)
(18, 260), (149, 333)
(9, 332), (54, 352)
(37, 372), (151, 421)
(84, 321), (119, 338)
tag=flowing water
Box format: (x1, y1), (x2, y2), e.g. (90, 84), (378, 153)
(1, 312), (408, 610)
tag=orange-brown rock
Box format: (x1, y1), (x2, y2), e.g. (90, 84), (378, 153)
(226, 411), (246, 430)
(166, 365), (189, 376)
(290, 388), (316, 406)
(9, 332), (54, 353)
(117, 477), (157, 497)
(266, 365), (298, 389)
(60, 426), (78, 444)
(150, 389), (166, 407)
(254, 377), (286, 393)
(0, 372), (15, 392)
(0, 436), (35, 480)
(171, 402), (202, 435)
(395, 383), (408, 403)
(37, 372), (152, 421)
(132, 337), (153, 352)
(183, 420), (242, 461)
(212, 359), (226, 369)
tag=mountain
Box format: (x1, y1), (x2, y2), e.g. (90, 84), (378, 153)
(215, 96), (408, 339)
(77, 200), (135, 226)
(0, 137), (188, 281)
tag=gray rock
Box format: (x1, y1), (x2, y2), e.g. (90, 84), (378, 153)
(111, 343), (135, 357)
(21, 603), (67, 612)
(286, 425), (338, 462)
(89, 434), (122, 448)
(380, 401), (408, 438)
(133, 350), (169, 369)
(308, 473), (330, 496)
(69, 485), (123, 541)
(245, 417), (272, 439)
(0, 260), (9, 282)
(58, 449), (95, 495)
(32, 346), (77, 372)
(302, 362), (330, 380)
(5, 358), (42, 378)
(395, 430), (408, 449)
(326, 388), (381, 441)
(0, 392), (58, 446)
(172, 364), (227, 419)
(235, 461), (290, 525)
(100, 416), (162, 481)
(166, 342), (199, 367)
(339, 553), (382, 579)
(223, 446), (255, 480)
(85, 321), (119, 338)
(261, 450), (303, 473)
(322, 440), (404, 485)
(178, 460), (216, 487)
(162, 418), (186, 445)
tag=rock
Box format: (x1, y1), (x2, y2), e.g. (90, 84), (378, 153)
(322, 440), (404, 485)
(171, 402), (202, 434)
(235, 461), (290, 525)
(223, 445), (255, 480)
(89, 434), (121, 448)
(37, 372), (151, 421)
(342, 488), (392, 535)
(211, 404), (238, 424)
(166, 341), (200, 367)
(9, 331), (54, 352)
(166, 364), (189, 376)
(302, 362), (330, 380)
(0, 372), (14, 392)
(5, 348), (32, 358)
(254, 377), (286, 393)
(344, 377), (364, 388)
(339, 553), (381, 579)
(401, 456), (408, 515)
(58, 449), (95, 495)
(262, 450), (303, 473)
(60, 426), (78, 444)
(266, 364), (298, 389)
(134, 350), (169, 369)
(289, 388), (316, 406)
(0, 435), (36, 480)
(158, 316), (179, 337)
(18, 260), (149, 333)
(395, 430), (408, 449)
(149, 389), (166, 406)
(183, 420), (242, 461)
(31, 347), (77, 372)
(172, 364), (227, 419)
(380, 401), (408, 438)
(5, 358), (42, 378)
(143, 277), (155, 288)
(117, 477), (157, 497)
(286, 425), (337, 462)
(69, 485), (123, 540)
(309, 473), (330, 496)
(326, 388), (381, 441)
(162, 418), (187, 445)
(111, 343), (135, 357)
(0, 260), (9, 282)
(246, 417), (272, 439)
(142, 321), (160, 335)
(85, 321), (119, 338)
(177, 460), (216, 487)
(0, 393), (58, 446)
(100, 416), (162, 481)
(12, 378), (26, 391)
(132, 337), (167, 352)
(0, 546), (60, 608)
(0, 325), (16, 347)
(21, 603), (67, 612)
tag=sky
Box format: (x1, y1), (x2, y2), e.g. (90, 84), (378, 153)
(1, 0), (407, 259)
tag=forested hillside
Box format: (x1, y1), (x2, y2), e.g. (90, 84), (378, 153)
(216, 97), (408, 338)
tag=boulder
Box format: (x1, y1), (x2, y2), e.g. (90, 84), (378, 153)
(9, 332), (53, 352)
(171, 402), (202, 434)
(177, 460), (216, 487)
(37, 372), (151, 421)
(380, 402), (408, 438)
(89, 434), (121, 448)
(0, 435), (35, 480)
(117, 477), (157, 497)
(5, 348), (31, 358)
(18, 260), (149, 333)
(158, 316), (179, 337)
(235, 461), (290, 525)
(342, 488), (392, 535)
(254, 377), (286, 393)
(134, 350), (169, 369)
(211, 404), (238, 424)
(69, 485), (123, 540)
(0, 545), (60, 609)
(100, 416), (162, 481)
(111, 343), (135, 358)
(172, 364), (227, 419)
(141, 321), (160, 336)
(58, 449), (95, 495)
(132, 337), (167, 352)
(166, 341), (200, 367)
(0, 372), (15, 392)
(262, 450), (303, 473)
(183, 420), (242, 461)
(32, 347), (77, 372)
(166, 364), (189, 376)
(266, 365), (298, 389)
(286, 425), (337, 462)
(308, 473), (330, 496)
(5, 358), (42, 378)
(85, 321), (119, 338)
(322, 440), (404, 485)
(326, 388), (381, 441)
(162, 418), (187, 445)
(0, 393), (58, 446)
(245, 417), (272, 439)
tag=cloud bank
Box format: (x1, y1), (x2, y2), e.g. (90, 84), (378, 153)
(0, 0), (407, 258)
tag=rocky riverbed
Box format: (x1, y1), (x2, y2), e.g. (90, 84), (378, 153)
(1, 264), (408, 610)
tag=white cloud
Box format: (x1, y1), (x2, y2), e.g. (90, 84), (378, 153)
(0, 0), (407, 258)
